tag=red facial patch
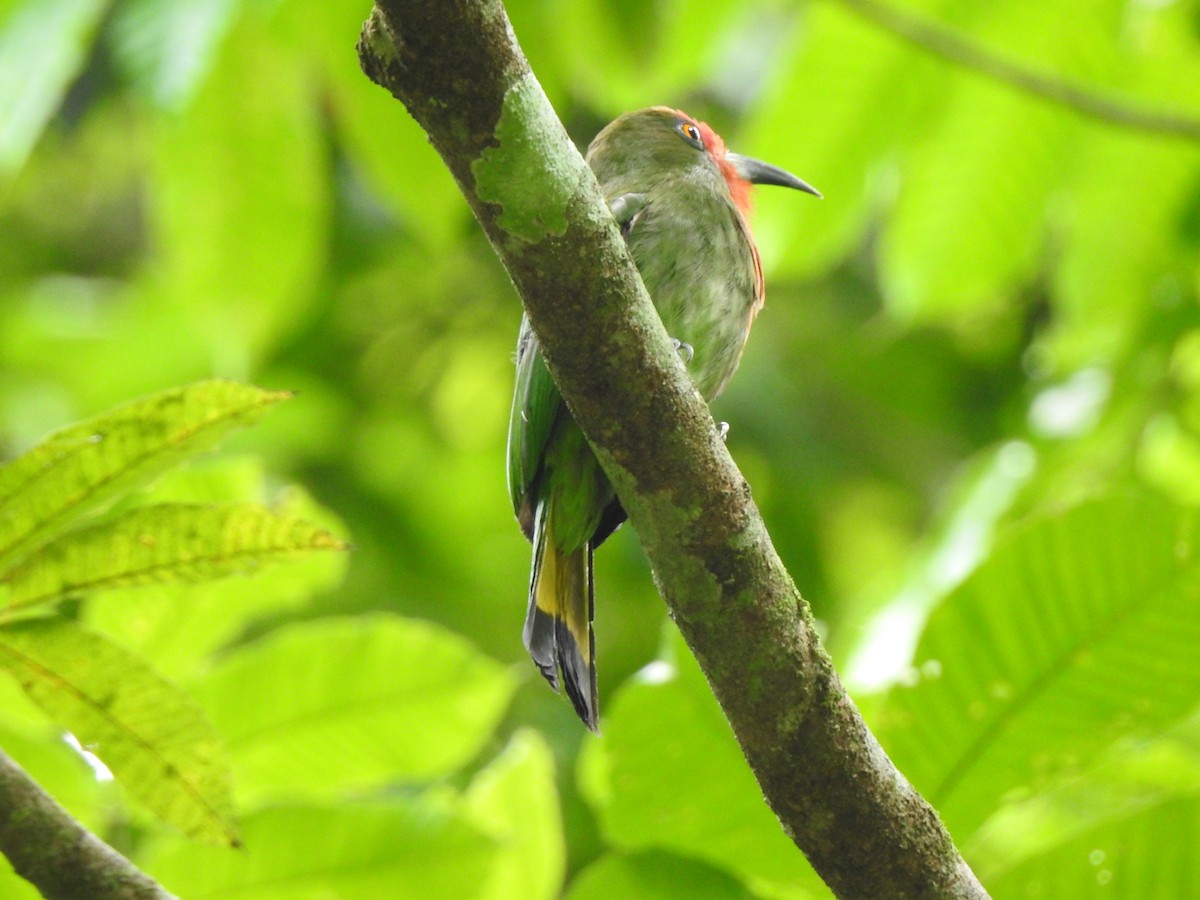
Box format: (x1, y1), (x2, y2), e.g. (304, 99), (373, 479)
(682, 114), (754, 218)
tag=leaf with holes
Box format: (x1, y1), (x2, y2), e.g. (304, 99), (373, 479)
(0, 381), (290, 572)
(875, 492), (1200, 837)
(3, 502), (348, 610)
(0, 618), (238, 844)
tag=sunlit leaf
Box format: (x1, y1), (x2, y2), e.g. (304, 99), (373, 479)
(144, 798), (496, 899)
(151, 10), (327, 359)
(1051, 126), (1200, 369)
(193, 614), (517, 802)
(4, 502), (347, 610)
(876, 492), (1200, 837)
(0, 617), (238, 844)
(567, 850), (758, 900)
(985, 794), (1200, 898)
(0, 0), (109, 179)
(879, 0), (1124, 322)
(82, 480), (350, 681)
(743, 0), (920, 278)
(109, 0), (239, 109)
(463, 729), (564, 900)
(0, 381), (289, 572)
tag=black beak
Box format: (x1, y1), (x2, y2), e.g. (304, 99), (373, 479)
(726, 152), (822, 198)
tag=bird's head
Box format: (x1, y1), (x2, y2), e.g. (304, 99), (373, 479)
(586, 106), (821, 217)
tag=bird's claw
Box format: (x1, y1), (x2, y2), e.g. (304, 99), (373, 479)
(717, 421), (730, 441)
(671, 339), (694, 365)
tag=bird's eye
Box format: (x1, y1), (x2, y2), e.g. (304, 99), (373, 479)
(677, 120), (704, 149)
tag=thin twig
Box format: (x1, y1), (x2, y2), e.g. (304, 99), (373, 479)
(0, 748), (175, 899)
(831, 0), (1200, 142)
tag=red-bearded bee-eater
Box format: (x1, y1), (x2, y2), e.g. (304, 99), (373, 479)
(507, 107), (821, 730)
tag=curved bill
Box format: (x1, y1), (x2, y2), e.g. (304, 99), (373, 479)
(726, 152), (822, 198)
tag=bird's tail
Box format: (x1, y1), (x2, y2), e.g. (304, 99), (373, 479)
(523, 500), (598, 731)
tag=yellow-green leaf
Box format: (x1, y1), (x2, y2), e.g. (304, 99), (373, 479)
(0, 381), (290, 571)
(194, 615), (517, 803)
(4, 502), (348, 610)
(463, 730), (564, 900)
(0, 617), (238, 844)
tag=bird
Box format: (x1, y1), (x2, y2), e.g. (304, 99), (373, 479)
(506, 106), (820, 730)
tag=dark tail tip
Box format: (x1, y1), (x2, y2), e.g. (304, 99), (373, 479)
(555, 619), (598, 732)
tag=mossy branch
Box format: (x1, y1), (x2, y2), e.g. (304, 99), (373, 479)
(357, 1), (989, 896)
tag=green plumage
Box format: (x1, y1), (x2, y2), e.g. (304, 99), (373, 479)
(507, 107), (818, 730)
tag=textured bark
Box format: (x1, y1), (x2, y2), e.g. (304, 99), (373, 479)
(0, 749), (174, 900)
(357, 2), (990, 897)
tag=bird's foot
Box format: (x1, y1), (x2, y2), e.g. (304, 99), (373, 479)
(671, 339), (694, 365)
(717, 421), (730, 442)
(609, 193), (647, 236)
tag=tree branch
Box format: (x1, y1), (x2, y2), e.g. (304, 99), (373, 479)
(830, 0), (1200, 143)
(0, 748), (175, 899)
(357, 2), (988, 896)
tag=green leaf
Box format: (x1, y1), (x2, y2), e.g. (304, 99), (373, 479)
(985, 794), (1200, 897)
(0, 381), (290, 572)
(463, 729), (564, 900)
(3, 502), (348, 610)
(151, 10), (327, 358)
(567, 851), (758, 900)
(0, 0), (109, 179)
(580, 628), (827, 899)
(1051, 126), (1200, 368)
(193, 614), (517, 803)
(81, 481), (350, 681)
(875, 492), (1200, 837)
(143, 798), (496, 899)
(0, 617), (237, 844)
(108, 0), (238, 110)
(878, 0), (1119, 322)
(743, 0), (918, 278)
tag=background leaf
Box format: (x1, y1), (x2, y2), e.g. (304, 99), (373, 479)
(0, 0), (110, 178)
(1, 0), (1199, 894)
(143, 798), (497, 899)
(0, 617), (237, 844)
(580, 629), (827, 899)
(875, 492), (1200, 836)
(3, 502), (347, 609)
(0, 381), (290, 571)
(192, 614), (517, 803)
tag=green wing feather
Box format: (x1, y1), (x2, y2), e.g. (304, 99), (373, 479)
(506, 192), (646, 542)
(506, 316), (562, 540)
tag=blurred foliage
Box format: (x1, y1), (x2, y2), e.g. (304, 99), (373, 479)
(0, 0), (1199, 896)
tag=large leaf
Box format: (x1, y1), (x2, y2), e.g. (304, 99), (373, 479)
(742, 0), (936, 278)
(193, 614), (517, 802)
(879, 0), (1120, 322)
(0, 0), (109, 178)
(985, 794), (1200, 898)
(0, 617), (237, 844)
(143, 798), (496, 899)
(151, 9), (327, 358)
(463, 729), (564, 900)
(580, 628), (828, 900)
(0, 381), (290, 571)
(567, 851), (756, 900)
(3, 502), (347, 610)
(82, 481), (350, 681)
(875, 492), (1200, 837)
